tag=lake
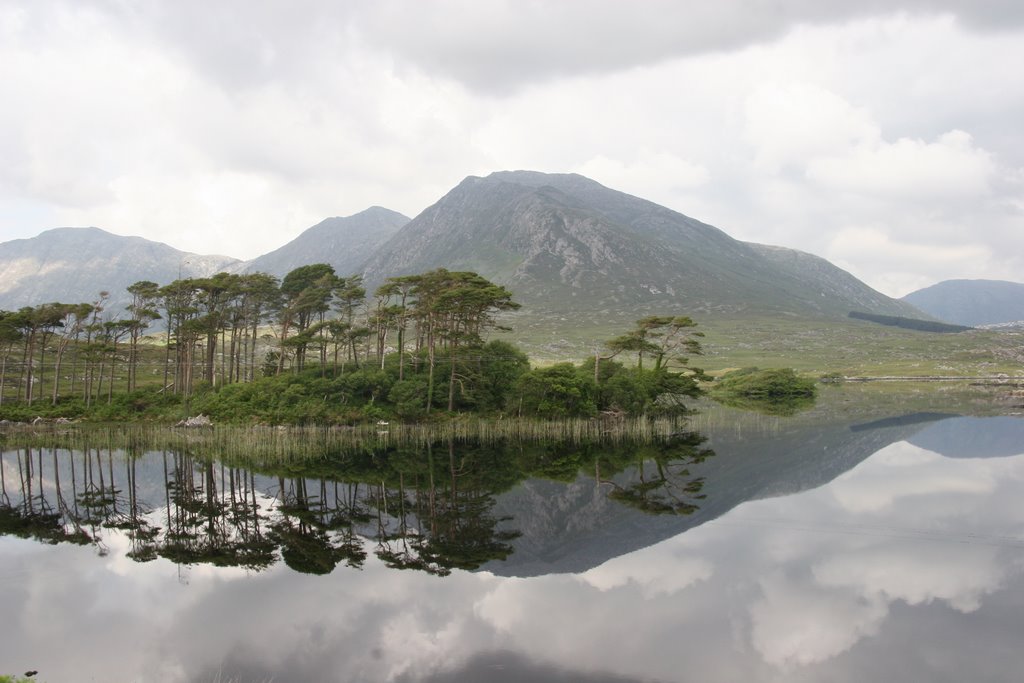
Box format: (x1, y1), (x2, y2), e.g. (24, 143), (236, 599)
(2, 385), (1023, 682)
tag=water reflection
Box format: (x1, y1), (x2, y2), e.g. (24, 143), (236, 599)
(2, 411), (1024, 682)
(0, 434), (714, 577)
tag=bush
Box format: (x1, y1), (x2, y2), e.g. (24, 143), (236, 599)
(388, 378), (429, 420)
(511, 363), (597, 418)
(710, 367), (816, 415)
(713, 367), (817, 399)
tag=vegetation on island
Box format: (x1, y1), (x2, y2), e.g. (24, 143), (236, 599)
(0, 265), (713, 424)
(709, 367), (818, 415)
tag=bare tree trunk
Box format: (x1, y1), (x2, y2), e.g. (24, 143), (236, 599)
(107, 342), (117, 404)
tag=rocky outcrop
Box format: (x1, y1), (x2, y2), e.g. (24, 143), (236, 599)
(175, 414), (213, 428)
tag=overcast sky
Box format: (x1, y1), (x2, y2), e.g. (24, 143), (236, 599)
(1, 1), (1022, 297)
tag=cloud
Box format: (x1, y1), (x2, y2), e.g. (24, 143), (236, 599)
(749, 572), (888, 666)
(743, 82), (879, 173)
(574, 152), (711, 207)
(827, 442), (997, 513)
(808, 130), (995, 199)
(825, 227), (994, 297)
(814, 544), (1006, 613)
(1, 1), (1023, 293)
(579, 546), (714, 598)
(351, 0), (1024, 93)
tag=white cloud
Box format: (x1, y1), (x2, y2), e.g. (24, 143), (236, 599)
(825, 226), (994, 296)
(743, 82), (879, 173)
(579, 546), (714, 598)
(574, 151), (711, 205)
(749, 572), (888, 666)
(814, 544), (1006, 613)
(808, 130), (995, 199)
(0, 2), (1023, 293)
(351, 1), (1024, 93)
(828, 442), (996, 514)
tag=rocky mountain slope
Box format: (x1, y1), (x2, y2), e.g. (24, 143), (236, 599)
(3, 171), (927, 326)
(237, 207), (409, 278)
(363, 171), (922, 319)
(0, 227), (238, 311)
(901, 279), (1024, 327)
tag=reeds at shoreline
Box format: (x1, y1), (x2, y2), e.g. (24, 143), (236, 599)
(0, 415), (692, 464)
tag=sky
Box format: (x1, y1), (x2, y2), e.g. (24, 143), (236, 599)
(1, 1), (1022, 297)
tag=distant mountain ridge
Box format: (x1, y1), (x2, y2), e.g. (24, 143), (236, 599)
(0, 227), (238, 311)
(901, 279), (1024, 327)
(1, 171), (923, 326)
(236, 207), (409, 278)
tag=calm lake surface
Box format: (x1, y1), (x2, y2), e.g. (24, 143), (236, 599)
(2, 387), (1024, 682)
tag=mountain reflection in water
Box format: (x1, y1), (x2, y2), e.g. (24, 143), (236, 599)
(0, 433), (713, 577)
(2, 407), (1023, 683)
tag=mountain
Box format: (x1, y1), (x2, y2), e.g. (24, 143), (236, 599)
(901, 279), (1024, 327)
(907, 416), (1024, 458)
(3, 171), (924, 327)
(363, 171), (921, 319)
(238, 207), (409, 278)
(0, 227), (238, 311)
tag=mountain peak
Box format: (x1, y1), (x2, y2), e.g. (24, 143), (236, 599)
(485, 169), (591, 185)
(364, 170), (918, 321)
(2, 173), (923, 334)
(240, 207), (410, 278)
(0, 227), (238, 309)
(902, 279), (1024, 326)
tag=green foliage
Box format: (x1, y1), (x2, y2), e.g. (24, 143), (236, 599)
(710, 367), (817, 415)
(601, 370), (651, 414)
(472, 340), (530, 412)
(713, 367), (816, 398)
(512, 363), (597, 418)
(388, 378), (429, 419)
(574, 352), (703, 416)
(1, 271), (711, 424)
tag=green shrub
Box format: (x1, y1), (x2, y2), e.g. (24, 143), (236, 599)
(512, 363), (597, 418)
(713, 367), (817, 399)
(711, 367), (816, 415)
(388, 378), (429, 420)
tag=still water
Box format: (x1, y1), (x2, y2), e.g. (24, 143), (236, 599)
(2, 392), (1024, 682)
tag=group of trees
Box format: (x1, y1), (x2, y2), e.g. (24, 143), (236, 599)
(0, 296), (127, 407)
(0, 264), (710, 422)
(190, 315), (707, 423)
(0, 265), (520, 409)
(512, 316), (706, 418)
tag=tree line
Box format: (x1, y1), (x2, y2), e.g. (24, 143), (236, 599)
(0, 264), (707, 421)
(847, 310), (972, 333)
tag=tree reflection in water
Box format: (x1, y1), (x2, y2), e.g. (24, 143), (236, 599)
(0, 431), (713, 575)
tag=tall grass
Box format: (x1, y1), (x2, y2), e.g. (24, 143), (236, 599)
(0, 415), (692, 466)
